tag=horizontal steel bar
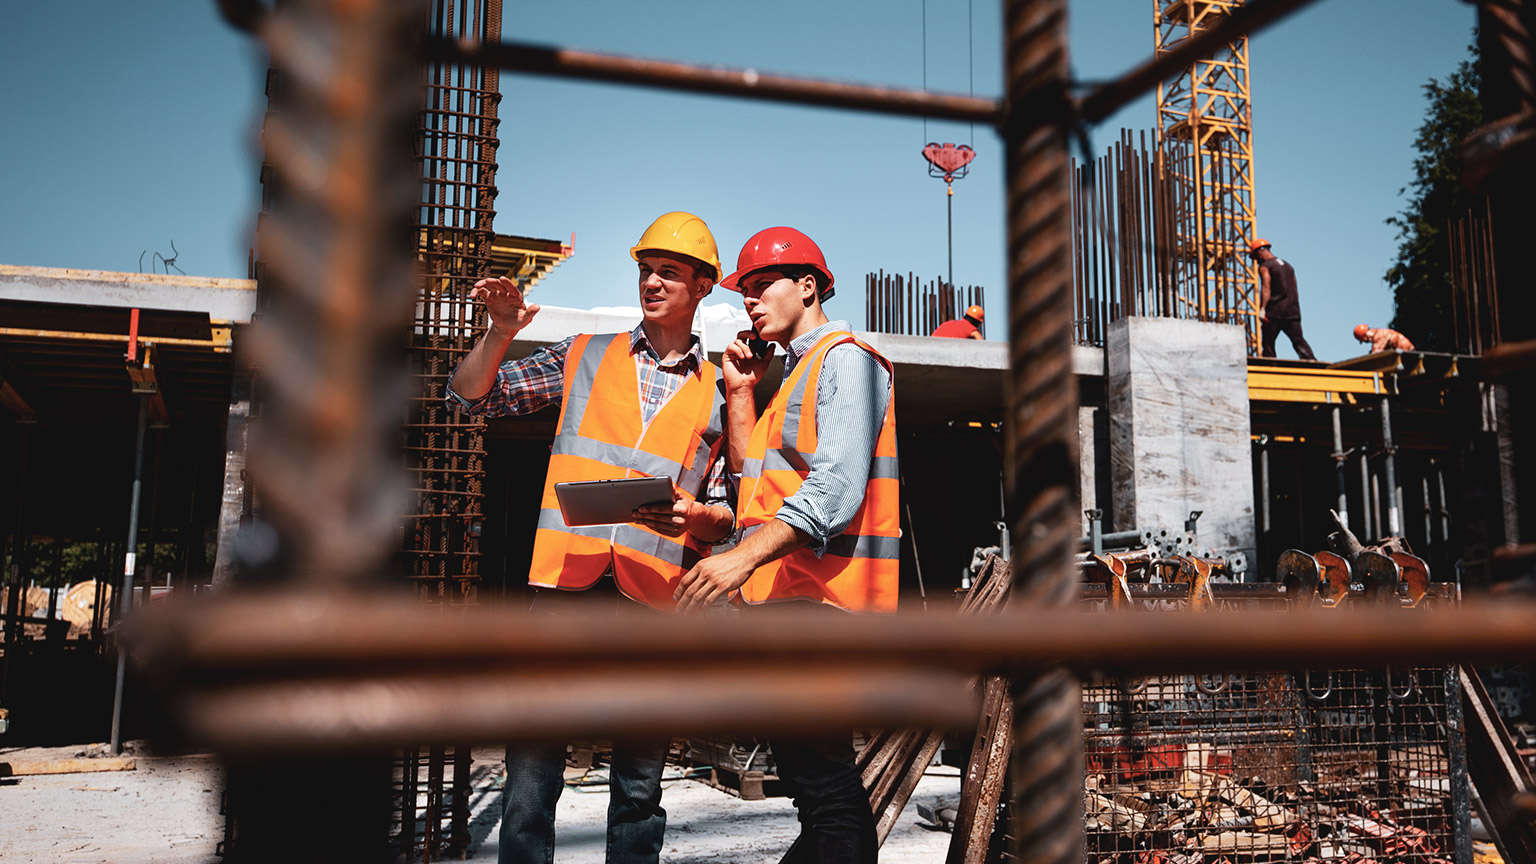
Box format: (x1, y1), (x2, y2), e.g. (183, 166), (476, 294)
(126, 592), (1536, 674)
(122, 592), (1536, 753)
(1077, 530), (1144, 549)
(1482, 338), (1536, 380)
(421, 37), (1002, 125)
(174, 663), (978, 754)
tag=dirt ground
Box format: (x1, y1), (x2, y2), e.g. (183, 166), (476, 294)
(0, 744), (962, 864)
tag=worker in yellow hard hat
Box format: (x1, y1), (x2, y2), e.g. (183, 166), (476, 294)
(931, 304), (985, 339)
(448, 211), (734, 864)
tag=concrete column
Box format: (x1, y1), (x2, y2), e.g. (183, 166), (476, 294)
(1107, 317), (1256, 567)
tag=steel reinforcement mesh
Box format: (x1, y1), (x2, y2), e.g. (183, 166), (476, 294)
(1082, 664), (1465, 864)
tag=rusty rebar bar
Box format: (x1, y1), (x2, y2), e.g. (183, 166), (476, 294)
(424, 37), (999, 124)
(121, 593), (1536, 752)
(242, 0), (422, 587)
(1002, 4), (1083, 864)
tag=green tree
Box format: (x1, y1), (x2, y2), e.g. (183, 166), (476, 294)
(1385, 48), (1482, 351)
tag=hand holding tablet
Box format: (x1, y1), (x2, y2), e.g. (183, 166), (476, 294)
(553, 476), (675, 526)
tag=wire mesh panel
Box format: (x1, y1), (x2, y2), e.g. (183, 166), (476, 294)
(1082, 603), (1466, 864)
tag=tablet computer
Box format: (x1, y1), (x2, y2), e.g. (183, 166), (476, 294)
(553, 476), (674, 526)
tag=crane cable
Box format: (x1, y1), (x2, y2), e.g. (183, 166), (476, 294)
(920, 0), (976, 147)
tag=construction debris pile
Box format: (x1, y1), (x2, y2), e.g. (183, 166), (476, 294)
(1077, 540), (1462, 864)
(1083, 667), (1458, 864)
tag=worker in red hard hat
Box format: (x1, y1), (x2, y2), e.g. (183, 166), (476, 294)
(678, 225), (896, 864)
(1251, 238), (1317, 361)
(448, 211), (736, 864)
(1353, 323), (1416, 353)
(932, 304), (985, 339)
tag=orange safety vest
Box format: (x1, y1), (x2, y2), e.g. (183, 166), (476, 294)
(736, 331), (900, 612)
(529, 332), (726, 609)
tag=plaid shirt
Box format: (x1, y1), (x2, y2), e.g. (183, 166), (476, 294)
(447, 325), (731, 505)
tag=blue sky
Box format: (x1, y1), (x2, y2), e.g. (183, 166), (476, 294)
(0, 2), (1477, 363)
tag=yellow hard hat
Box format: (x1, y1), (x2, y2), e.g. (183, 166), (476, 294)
(629, 211), (723, 282)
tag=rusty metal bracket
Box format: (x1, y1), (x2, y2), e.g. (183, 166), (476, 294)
(1082, 553), (1135, 609)
(1390, 552), (1432, 608)
(1314, 551), (1352, 606)
(1276, 549), (1320, 607)
(1355, 551), (1401, 605)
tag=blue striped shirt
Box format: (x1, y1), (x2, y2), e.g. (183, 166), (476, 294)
(771, 321), (893, 555)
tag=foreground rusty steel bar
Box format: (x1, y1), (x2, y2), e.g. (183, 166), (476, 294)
(214, 0), (426, 859)
(424, 37), (1000, 124)
(124, 595), (1536, 752)
(1003, 2), (1084, 864)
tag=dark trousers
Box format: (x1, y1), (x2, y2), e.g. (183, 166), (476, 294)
(773, 734), (879, 864)
(499, 581), (669, 864)
(752, 602), (878, 864)
(1261, 317), (1316, 360)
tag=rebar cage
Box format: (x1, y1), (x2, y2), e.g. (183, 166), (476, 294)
(1081, 596), (1469, 864)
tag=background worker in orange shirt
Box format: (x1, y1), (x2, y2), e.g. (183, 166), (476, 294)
(1353, 323), (1416, 353)
(931, 304), (985, 339)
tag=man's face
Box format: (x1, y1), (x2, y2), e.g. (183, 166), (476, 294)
(739, 269), (810, 343)
(636, 252), (711, 327)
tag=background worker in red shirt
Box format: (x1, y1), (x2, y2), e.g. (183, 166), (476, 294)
(1353, 323), (1416, 353)
(931, 304), (985, 339)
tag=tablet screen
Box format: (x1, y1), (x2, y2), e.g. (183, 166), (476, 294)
(553, 476), (674, 526)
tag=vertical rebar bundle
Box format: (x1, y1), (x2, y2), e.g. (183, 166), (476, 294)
(1070, 130), (1179, 346)
(1155, 0), (1261, 352)
(864, 270), (985, 336)
(401, 3), (503, 858)
(405, 0), (503, 608)
(1447, 198), (1503, 355)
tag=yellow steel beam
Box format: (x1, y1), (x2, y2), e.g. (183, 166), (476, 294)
(1248, 365), (1384, 404)
(0, 326), (235, 353)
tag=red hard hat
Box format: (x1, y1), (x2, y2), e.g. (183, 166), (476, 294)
(965, 305), (984, 322)
(1249, 238), (1272, 254)
(721, 226), (835, 301)
(1353, 323), (1371, 341)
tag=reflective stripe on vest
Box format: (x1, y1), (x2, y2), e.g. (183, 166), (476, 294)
(528, 332), (725, 609)
(736, 331), (900, 613)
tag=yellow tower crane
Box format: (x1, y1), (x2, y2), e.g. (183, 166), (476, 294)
(1155, 0), (1261, 352)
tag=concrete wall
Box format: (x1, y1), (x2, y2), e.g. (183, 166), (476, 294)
(1106, 317), (1256, 568)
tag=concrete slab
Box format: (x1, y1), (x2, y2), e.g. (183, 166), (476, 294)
(495, 305), (1104, 427)
(0, 265), (257, 323)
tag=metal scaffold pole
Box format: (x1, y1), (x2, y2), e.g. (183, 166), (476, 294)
(110, 393), (149, 754)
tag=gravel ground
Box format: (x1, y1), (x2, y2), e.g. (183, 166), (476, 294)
(1, 744), (962, 864)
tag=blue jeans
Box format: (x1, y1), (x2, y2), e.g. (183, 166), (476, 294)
(499, 739), (669, 864)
